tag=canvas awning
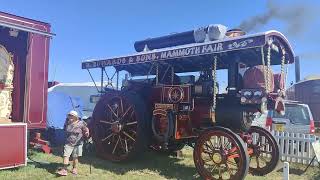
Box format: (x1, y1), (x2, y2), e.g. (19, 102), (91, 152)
(82, 30), (294, 76)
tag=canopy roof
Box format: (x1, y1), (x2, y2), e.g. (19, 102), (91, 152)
(0, 11), (54, 37)
(82, 30), (294, 76)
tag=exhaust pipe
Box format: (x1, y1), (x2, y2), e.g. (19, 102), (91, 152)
(295, 56), (300, 83)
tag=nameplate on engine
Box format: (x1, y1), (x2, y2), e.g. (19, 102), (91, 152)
(155, 103), (174, 110)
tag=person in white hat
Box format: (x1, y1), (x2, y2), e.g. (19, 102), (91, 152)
(57, 110), (90, 176)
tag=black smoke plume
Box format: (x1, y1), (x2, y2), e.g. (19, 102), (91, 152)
(238, 0), (316, 36)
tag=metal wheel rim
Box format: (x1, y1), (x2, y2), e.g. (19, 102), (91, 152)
(194, 130), (247, 180)
(95, 96), (138, 160)
(247, 127), (278, 174)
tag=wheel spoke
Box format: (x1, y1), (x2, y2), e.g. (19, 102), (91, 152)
(208, 138), (216, 150)
(119, 136), (126, 153)
(112, 136), (120, 154)
(228, 150), (239, 156)
(210, 164), (219, 172)
(130, 110), (135, 119)
(226, 159), (238, 167)
(260, 150), (272, 154)
(257, 135), (262, 145)
(121, 105), (133, 119)
(124, 137), (129, 153)
(100, 120), (113, 125)
(123, 131), (135, 142)
(259, 143), (269, 148)
(218, 136), (222, 148)
(120, 98), (124, 115)
(203, 149), (213, 155)
(223, 140), (231, 149)
(204, 161), (213, 166)
(202, 157), (212, 163)
(101, 133), (114, 141)
(225, 162), (234, 177)
(205, 142), (214, 151)
(107, 104), (118, 118)
(256, 156), (260, 168)
(259, 156), (269, 163)
(126, 121), (137, 126)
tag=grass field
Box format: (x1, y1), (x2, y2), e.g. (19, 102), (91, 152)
(0, 147), (319, 180)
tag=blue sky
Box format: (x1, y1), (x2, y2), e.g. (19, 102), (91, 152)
(1, 0), (320, 87)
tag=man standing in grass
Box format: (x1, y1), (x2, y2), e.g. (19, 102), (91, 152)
(57, 110), (90, 176)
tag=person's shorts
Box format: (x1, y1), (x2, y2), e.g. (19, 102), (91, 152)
(63, 144), (83, 158)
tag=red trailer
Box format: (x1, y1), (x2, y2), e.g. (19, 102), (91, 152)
(0, 11), (53, 169)
(286, 57), (320, 127)
(287, 77), (320, 127)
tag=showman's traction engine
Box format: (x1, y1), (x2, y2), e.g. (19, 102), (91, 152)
(82, 24), (294, 180)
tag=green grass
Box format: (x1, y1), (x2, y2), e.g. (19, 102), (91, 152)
(0, 147), (319, 180)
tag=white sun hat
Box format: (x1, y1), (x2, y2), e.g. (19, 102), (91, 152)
(68, 110), (79, 118)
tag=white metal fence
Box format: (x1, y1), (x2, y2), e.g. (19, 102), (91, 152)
(271, 131), (319, 166)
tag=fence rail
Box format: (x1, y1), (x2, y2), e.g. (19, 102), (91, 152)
(270, 131), (319, 166)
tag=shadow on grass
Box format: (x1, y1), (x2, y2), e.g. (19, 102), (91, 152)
(27, 148), (67, 177)
(276, 167), (305, 176)
(43, 144), (199, 179)
(79, 150), (200, 180)
(308, 165), (320, 180)
(311, 171), (320, 180)
(29, 161), (62, 177)
(276, 162), (320, 178)
(51, 146), (64, 157)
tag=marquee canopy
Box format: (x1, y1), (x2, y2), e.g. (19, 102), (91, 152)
(82, 30), (294, 76)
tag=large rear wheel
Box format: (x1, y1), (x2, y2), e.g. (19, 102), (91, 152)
(193, 127), (249, 180)
(92, 91), (148, 162)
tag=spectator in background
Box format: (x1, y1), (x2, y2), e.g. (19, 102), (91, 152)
(57, 110), (89, 176)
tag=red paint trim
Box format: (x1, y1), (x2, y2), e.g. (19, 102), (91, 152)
(0, 123), (27, 169)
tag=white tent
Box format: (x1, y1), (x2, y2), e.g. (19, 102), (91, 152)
(47, 82), (101, 129)
(47, 91), (83, 129)
(48, 82), (101, 116)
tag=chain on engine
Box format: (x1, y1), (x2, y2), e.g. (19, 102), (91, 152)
(261, 46), (267, 90)
(212, 56), (218, 111)
(280, 46), (288, 95)
(266, 39), (272, 92)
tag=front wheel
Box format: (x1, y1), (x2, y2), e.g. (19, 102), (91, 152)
(193, 127), (249, 180)
(247, 126), (279, 175)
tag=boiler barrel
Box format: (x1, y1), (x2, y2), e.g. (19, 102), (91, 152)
(134, 27), (206, 52)
(134, 24), (228, 52)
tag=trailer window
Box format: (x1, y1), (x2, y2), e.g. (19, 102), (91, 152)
(312, 85), (320, 94)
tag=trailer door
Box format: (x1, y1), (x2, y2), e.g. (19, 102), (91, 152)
(24, 32), (50, 129)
